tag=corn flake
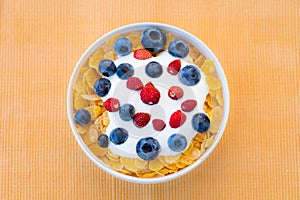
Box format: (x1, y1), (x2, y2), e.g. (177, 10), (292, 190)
(88, 48), (104, 70)
(89, 143), (107, 157)
(201, 60), (216, 76)
(206, 76), (222, 91)
(216, 89), (224, 107)
(194, 55), (206, 67)
(149, 159), (164, 171)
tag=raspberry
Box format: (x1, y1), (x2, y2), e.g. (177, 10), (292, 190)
(169, 110), (186, 128)
(140, 82), (160, 105)
(126, 77), (143, 90)
(133, 49), (152, 60)
(152, 119), (166, 131)
(167, 59), (181, 75)
(181, 99), (197, 112)
(103, 98), (120, 112)
(168, 86), (184, 100)
(133, 113), (151, 128)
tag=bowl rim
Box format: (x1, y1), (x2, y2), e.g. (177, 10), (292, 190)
(67, 22), (230, 184)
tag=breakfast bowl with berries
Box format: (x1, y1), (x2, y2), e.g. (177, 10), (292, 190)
(67, 22), (229, 183)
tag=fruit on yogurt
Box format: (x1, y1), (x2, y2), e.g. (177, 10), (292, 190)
(167, 59), (181, 75)
(169, 110), (187, 128)
(126, 77), (144, 91)
(136, 137), (161, 160)
(145, 61), (163, 78)
(94, 78), (111, 97)
(152, 119), (166, 131)
(97, 134), (109, 147)
(141, 27), (166, 52)
(116, 63), (134, 80)
(119, 103), (135, 121)
(168, 86), (184, 100)
(192, 113), (210, 133)
(133, 49), (152, 60)
(104, 98), (120, 112)
(113, 37), (132, 56)
(181, 99), (197, 112)
(167, 133), (187, 152)
(74, 109), (91, 126)
(109, 127), (129, 145)
(168, 39), (189, 58)
(133, 112), (151, 128)
(98, 59), (116, 77)
(140, 82), (161, 105)
(178, 65), (201, 86)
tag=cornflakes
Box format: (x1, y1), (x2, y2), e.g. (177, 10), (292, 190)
(149, 159), (164, 171)
(206, 76), (222, 90)
(88, 48), (104, 70)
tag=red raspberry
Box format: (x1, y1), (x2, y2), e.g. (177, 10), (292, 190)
(126, 77), (143, 90)
(169, 110), (186, 128)
(133, 113), (151, 128)
(140, 82), (161, 105)
(104, 98), (120, 112)
(168, 86), (184, 100)
(133, 49), (152, 60)
(181, 99), (197, 112)
(167, 59), (181, 75)
(152, 119), (166, 131)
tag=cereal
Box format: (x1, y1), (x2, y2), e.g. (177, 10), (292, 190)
(103, 50), (116, 60)
(164, 154), (181, 164)
(79, 65), (90, 74)
(88, 48), (104, 70)
(83, 68), (101, 89)
(134, 158), (148, 170)
(76, 124), (89, 135)
(187, 148), (201, 160)
(204, 135), (214, 148)
(139, 172), (157, 178)
(103, 34), (121, 52)
(88, 126), (99, 143)
(89, 143), (107, 157)
(81, 94), (101, 101)
(201, 60), (216, 76)
(73, 78), (84, 92)
(125, 32), (142, 50)
(84, 105), (99, 120)
(178, 155), (193, 165)
(216, 89), (224, 107)
(212, 106), (223, 120)
(120, 157), (138, 172)
(209, 117), (221, 133)
(149, 158), (164, 171)
(188, 45), (200, 60)
(74, 92), (89, 110)
(206, 76), (222, 90)
(194, 55), (206, 67)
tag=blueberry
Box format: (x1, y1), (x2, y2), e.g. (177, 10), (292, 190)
(109, 128), (128, 145)
(98, 59), (116, 77)
(97, 134), (109, 148)
(119, 104), (135, 121)
(94, 78), (111, 97)
(74, 109), (91, 126)
(114, 37), (132, 56)
(178, 65), (201, 86)
(145, 61), (163, 78)
(192, 113), (210, 133)
(167, 134), (187, 152)
(136, 137), (161, 160)
(116, 63), (134, 80)
(141, 27), (166, 52)
(168, 39), (189, 58)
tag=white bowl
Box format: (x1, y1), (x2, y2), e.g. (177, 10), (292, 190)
(67, 22), (230, 184)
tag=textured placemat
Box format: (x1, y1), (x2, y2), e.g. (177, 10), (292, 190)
(1, 0), (299, 199)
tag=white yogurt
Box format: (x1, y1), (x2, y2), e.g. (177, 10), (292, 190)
(101, 51), (209, 158)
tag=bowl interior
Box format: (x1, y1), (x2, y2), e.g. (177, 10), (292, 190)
(67, 22), (229, 184)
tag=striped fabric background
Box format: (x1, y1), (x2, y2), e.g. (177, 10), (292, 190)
(0, 0), (299, 199)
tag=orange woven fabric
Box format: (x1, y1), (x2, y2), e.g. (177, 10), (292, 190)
(1, 0), (299, 199)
